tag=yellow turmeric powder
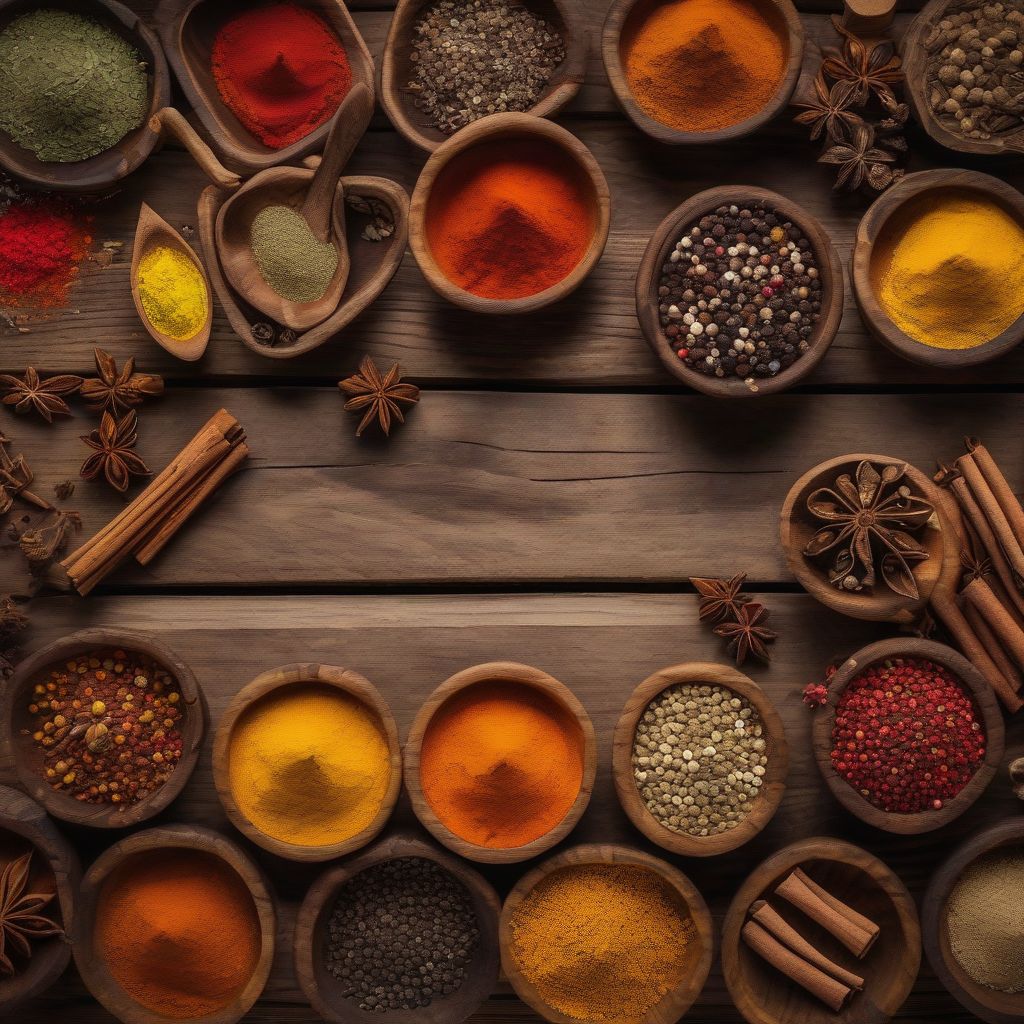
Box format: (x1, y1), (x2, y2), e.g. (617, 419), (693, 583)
(227, 683), (391, 848)
(137, 244), (207, 342)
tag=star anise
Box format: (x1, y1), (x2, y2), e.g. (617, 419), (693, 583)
(793, 75), (865, 141)
(819, 123), (895, 192)
(823, 18), (904, 106)
(79, 348), (164, 416)
(803, 460), (935, 599)
(0, 433), (48, 515)
(690, 574), (753, 623)
(0, 851), (63, 975)
(714, 603), (777, 666)
(339, 356), (420, 437)
(80, 411), (150, 493)
(0, 368), (82, 423)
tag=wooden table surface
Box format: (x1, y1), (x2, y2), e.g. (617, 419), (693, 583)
(3, 0), (1023, 1022)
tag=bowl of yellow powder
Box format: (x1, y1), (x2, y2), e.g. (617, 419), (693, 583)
(856, 169), (1024, 367)
(214, 663), (401, 861)
(405, 661), (596, 864)
(502, 844), (713, 1024)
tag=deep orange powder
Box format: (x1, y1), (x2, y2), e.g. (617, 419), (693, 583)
(425, 139), (594, 300)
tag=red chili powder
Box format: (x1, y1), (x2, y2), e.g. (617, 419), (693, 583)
(211, 3), (353, 150)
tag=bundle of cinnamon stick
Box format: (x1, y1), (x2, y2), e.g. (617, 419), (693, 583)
(742, 867), (880, 1011)
(61, 410), (248, 596)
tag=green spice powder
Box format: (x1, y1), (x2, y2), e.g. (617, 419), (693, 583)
(0, 9), (149, 164)
(250, 205), (338, 303)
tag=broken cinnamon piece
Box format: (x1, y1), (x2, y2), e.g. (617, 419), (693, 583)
(775, 870), (876, 958)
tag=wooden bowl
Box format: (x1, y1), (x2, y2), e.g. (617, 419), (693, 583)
(852, 169), (1024, 368)
(812, 638), (1004, 835)
(636, 186), (844, 397)
(404, 661), (597, 864)
(0, 785), (78, 1016)
(213, 663), (402, 861)
(602, 0), (805, 145)
(612, 662), (789, 857)
(294, 834), (501, 1024)
(923, 818), (1024, 1024)
(722, 836), (920, 1024)
(779, 453), (948, 623)
(501, 843), (714, 1024)
(0, 628), (206, 829)
(154, 0), (375, 174)
(0, 0), (170, 192)
(72, 824), (275, 1024)
(409, 113), (611, 315)
(379, 0), (588, 153)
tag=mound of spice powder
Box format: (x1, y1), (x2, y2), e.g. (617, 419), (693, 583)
(249, 204), (339, 303)
(211, 3), (353, 150)
(137, 245), (208, 342)
(830, 657), (986, 813)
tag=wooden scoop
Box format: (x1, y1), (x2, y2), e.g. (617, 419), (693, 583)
(215, 83), (374, 332)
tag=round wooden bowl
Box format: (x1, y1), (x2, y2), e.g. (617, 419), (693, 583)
(779, 453), (948, 623)
(409, 113), (611, 315)
(636, 186), (844, 397)
(812, 638), (1004, 835)
(72, 824), (275, 1024)
(404, 661), (597, 864)
(0, 628), (206, 829)
(602, 0), (805, 145)
(213, 663), (402, 861)
(379, 0), (588, 153)
(154, 0), (375, 174)
(612, 662), (789, 857)
(0, 0), (170, 192)
(501, 843), (714, 1024)
(0, 785), (78, 1016)
(923, 818), (1024, 1024)
(852, 169), (1024, 368)
(722, 836), (920, 1024)
(294, 833), (501, 1024)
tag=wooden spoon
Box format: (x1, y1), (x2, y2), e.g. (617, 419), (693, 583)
(215, 83), (374, 332)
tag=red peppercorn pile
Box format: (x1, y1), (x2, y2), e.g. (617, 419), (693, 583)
(24, 648), (185, 807)
(830, 657), (986, 814)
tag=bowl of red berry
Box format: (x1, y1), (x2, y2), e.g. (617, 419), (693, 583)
(812, 638), (1004, 835)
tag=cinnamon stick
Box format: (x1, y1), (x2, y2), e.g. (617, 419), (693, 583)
(962, 576), (1024, 673)
(965, 438), (1024, 555)
(791, 869), (880, 947)
(959, 594), (1024, 694)
(956, 453), (1024, 584)
(775, 871), (876, 958)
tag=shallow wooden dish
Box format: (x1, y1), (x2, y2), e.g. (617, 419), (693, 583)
(501, 843), (714, 1024)
(72, 823), (275, 1024)
(154, 0), (375, 174)
(379, 0), (588, 153)
(612, 662), (789, 857)
(0, 0), (170, 192)
(294, 834), (501, 1024)
(409, 113), (610, 315)
(779, 453), (947, 622)
(812, 638), (1004, 835)
(404, 661), (596, 864)
(213, 662), (402, 861)
(852, 169), (1024, 368)
(602, 0), (805, 145)
(923, 818), (1024, 1024)
(636, 186), (844, 397)
(722, 836), (920, 1024)
(0, 786), (78, 1016)
(0, 628), (206, 829)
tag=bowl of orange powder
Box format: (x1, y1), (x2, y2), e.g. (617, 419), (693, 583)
(409, 112), (611, 314)
(404, 661), (597, 864)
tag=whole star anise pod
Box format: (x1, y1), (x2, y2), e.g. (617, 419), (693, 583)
(690, 574), (753, 623)
(793, 75), (865, 142)
(0, 368), (82, 423)
(79, 348), (164, 416)
(0, 851), (63, 975)
(80, 411), (150, 493)
(714, 603), (777, 666)
(823, 18), (904, 106)
(819, 123), (895, 192)
(339, 356), (420, 437)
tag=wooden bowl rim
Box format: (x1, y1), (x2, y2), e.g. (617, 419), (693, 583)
(601, 0), (806, 145)
(721, 835), (921, 1024)
(612, 661), (789, 857)
(294, 833), (501, 1024)
(71, 823), (275, 1024)
(811, 638), (1005, 834)
(1, 628), (206, 829)
(635, 185), (844, 397)
(212, 662), (402, 862)
(403, 660), (597, 864)
(852, 169), (1024, 368)
(409, 112), (611, 315)
(500, 842), (714, 1024)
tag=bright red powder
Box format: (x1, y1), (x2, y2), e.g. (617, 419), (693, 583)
(211, 3), (353, 150)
